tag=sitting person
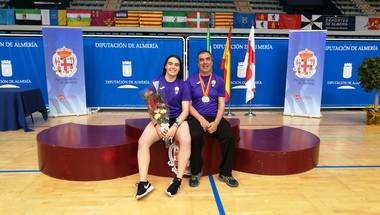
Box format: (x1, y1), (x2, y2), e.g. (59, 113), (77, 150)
(187, 50), (239, 188)
(135, 55), (191, 199)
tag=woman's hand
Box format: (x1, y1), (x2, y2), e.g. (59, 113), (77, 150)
(164, 125), (178, 141)
(154, 124), (165, 139)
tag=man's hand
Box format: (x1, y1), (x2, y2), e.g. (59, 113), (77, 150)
(200, 119), (210, 131)
(207, 121), (218, 134)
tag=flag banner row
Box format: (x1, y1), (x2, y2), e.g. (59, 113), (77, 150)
(1, 35), (379, 108)
(283, 30), (327, 117)
(1, 9), (379, 31)
(42, 28), (87, 116)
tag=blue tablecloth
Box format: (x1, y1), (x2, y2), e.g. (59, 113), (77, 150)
(0, 88), (48, 132)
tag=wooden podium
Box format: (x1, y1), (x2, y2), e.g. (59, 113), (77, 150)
(37, 119), (320, 181)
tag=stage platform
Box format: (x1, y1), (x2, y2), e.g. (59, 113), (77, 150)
(37, 118), (320, 181)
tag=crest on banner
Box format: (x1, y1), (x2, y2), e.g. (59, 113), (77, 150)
(293, 49), (317, 79)
(52, 47), (78, 78)
(1, 60), (12, 77)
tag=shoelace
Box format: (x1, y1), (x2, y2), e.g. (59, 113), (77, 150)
(222, 176), (235, 182)
(191, 175), (199, 180)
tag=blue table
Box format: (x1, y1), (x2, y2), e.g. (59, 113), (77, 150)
(0, 88), (48, 132)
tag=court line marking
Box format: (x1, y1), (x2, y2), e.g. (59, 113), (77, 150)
(0, 169), (40, 173)
(209, 175), (225, 215)
(317, 165), (380, 168)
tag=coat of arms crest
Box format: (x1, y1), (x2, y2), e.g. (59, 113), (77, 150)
(293, 49), (317, 79)
(52, 47), (77, 78)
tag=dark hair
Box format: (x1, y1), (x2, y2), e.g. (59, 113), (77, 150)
(162, 55), (183, 80)
(197, 50), (212, 62)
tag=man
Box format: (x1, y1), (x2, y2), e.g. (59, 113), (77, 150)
(187, 50), (238, 187)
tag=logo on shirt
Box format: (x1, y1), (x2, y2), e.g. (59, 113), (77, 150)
(211, 80), (216, 87)
(174, 86), (179, 95)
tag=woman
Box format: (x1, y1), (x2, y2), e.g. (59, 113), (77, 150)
(136, 55), (191, 200)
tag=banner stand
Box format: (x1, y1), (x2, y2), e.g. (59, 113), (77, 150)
(283, 30), (327, 118)
(42, 27), (88, 117)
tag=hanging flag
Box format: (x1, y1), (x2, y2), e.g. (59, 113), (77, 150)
(221, 27), (232, 102)
(114, 11), (139, 27)
(356, 16), (380, 30)
(214, 12), (233, 28)
(163, 11), (186, 27)
(301, 14), (323, 30)
(255, 13), (268, 29)
(0, 9), (15, 25)
(41, 9), (58, 26)
(279, 14), (301, 29)
(255, 13), (279, 29)
(186, 12), (210, 28)
(139, 11), (162, 27)
(15, 9), (42, 25)
(91, 10), (114, 26)
(233, 12), (255, 29)
(66, 9), (91, 26)
(243, 26), (256, 103)
(58, 10), (66, 26)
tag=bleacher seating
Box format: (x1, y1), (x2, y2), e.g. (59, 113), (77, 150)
(119, 0), (236, 12)
(365, 0), (380, 15)
(0, 0), (9, 8)
(249, 0), (283, 13)
(70, 0), (107, 10)
(331, 0), (364, 15)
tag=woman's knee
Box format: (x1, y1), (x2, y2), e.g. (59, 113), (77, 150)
(138, 138), (151, 150)
(179, 139), (191, 151)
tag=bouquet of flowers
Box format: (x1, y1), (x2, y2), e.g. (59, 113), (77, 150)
(144, 81), (172, 148)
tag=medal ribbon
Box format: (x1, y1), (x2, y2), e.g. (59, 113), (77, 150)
(198, 73), (212, 98)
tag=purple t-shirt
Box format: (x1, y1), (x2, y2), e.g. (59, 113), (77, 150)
(151, 75), (191, 119)
(187, 73), (225, 117)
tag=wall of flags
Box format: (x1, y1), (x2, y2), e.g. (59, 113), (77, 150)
(0, 9), (380, 31)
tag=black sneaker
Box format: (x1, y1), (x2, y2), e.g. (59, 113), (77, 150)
(218, 174), (239, 187)
(165, 177), (182, 197)
(189, 171), (202, 187)
(136, 181), (154, 200)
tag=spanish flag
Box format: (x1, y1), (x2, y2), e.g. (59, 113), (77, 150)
(221, 27), (232, 102)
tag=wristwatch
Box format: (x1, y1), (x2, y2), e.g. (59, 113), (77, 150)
(174, 118), (181, 127)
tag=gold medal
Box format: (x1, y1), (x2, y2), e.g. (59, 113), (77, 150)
(201, 96), (210, 103)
